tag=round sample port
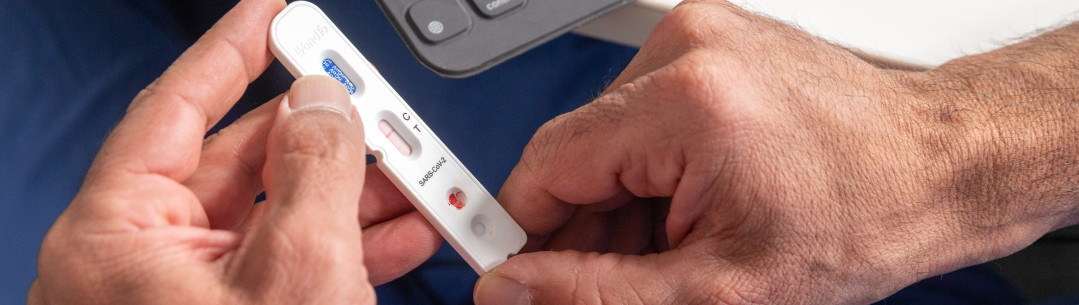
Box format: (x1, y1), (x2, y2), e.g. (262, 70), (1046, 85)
(471, 220), (487, 236)
(471, 214), (492, 238)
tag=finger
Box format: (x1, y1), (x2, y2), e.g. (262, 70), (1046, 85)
(231, 166), (418, 232)
(358, 166), (417, 228)
(474, 249), (701, 305)
(185, 95), (280, 230)
(542, 198), (655, 254)
(230, 76), (373, 302)
(361, 211), (443, 285)
(234, 201), (268, 234)
(524, 190), (633, 252)
(495, 101), (625, 240)
(499, 2), (743, 234)
(231, 168), (431, 288)
(92, 0), (286, 181)
(497, 89), (688, 240)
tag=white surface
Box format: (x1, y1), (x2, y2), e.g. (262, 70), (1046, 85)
(573, 0), (671, 47)
(578, 0), (1079, 67)
(270, 1), (527, 274)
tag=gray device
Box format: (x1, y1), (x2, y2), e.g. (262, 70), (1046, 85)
(374, 0), (633, 78)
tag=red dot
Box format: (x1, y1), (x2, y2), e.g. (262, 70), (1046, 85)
(449, 191), (466, 210)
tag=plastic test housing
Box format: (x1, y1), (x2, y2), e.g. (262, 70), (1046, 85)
(269, 1), (526, 274)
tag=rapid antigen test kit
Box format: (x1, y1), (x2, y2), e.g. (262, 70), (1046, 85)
(269, 1), (526, 274)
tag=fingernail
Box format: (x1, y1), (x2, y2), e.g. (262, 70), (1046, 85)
(287, 75), (352, 118)
(475, 274), (531, 305)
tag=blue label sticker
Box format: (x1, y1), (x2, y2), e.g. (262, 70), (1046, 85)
(322, 58), (357, 95)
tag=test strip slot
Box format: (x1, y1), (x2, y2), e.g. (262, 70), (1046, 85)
(376, 110), (423, 160)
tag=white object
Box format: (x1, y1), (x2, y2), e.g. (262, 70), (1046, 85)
(576, 0), (1079, 67)
(269, 1), (527, 274)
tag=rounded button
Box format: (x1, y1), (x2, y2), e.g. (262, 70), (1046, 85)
(407, 0), (470, 43)
(427, 21), (444, 35)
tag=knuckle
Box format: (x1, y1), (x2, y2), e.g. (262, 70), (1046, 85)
(523, 98), (627, 165)
(654, 6), (708, 48)
(517, 119), (567, 180)
(644, 50), (735, 120)
(521, 119), (563, 166)
(572, 96), (630, 135)
(134, 85), (210, 129)
(656, 0), (746, 49)
(667, 51), (729, 100)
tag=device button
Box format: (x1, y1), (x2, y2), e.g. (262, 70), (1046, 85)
(407, 0), (470, 43)
(468, 0), (524, 18)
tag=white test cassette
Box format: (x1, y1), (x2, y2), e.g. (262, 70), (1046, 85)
(269, 1), (526, 274)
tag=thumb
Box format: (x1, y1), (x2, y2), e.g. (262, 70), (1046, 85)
(474, 251), (689, 305)
(230, 76), (372, 303)
(262, 75), (365, 241)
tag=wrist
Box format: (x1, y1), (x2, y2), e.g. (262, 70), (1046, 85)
(906, 41), (1079, 265)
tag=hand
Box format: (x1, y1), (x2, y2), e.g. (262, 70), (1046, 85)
(475, 0), (1079, 304)
(29, 0), (440, 303)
